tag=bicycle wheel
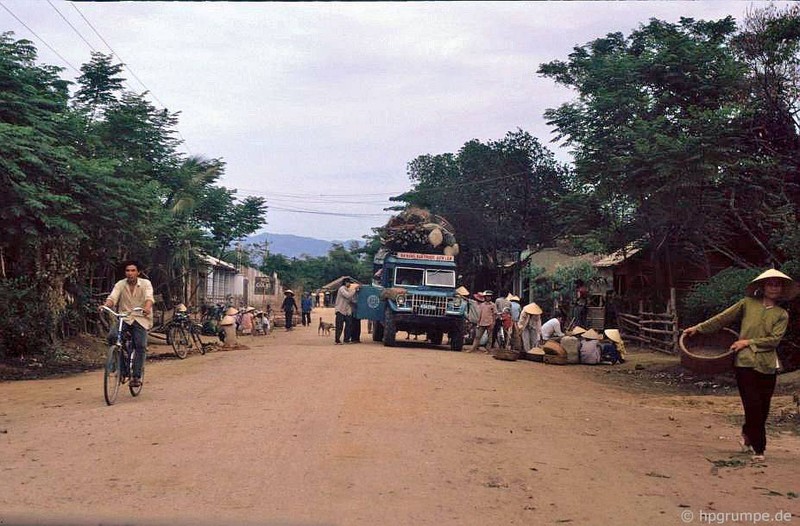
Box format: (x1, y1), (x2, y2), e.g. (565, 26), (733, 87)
(103, 344), (122, 406)
(191, 325), (206, 354)
(169, 325), (190, 359)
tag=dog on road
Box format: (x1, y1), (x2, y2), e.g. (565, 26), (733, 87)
(318, 317), (334, 336)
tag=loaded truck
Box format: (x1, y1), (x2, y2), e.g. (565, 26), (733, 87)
(356, 209), (467, 351)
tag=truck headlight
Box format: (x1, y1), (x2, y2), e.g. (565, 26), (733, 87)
(452, 297), (462, 308)
(396, 295), (406, 306)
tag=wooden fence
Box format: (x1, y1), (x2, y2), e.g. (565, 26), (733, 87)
(617, 292), (679, 354)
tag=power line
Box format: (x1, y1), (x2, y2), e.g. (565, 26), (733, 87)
(47, 0), (95, 52)
(69, 2), (163, 106)
(69, 2), (192, 154)
(0, 0), (81, 74)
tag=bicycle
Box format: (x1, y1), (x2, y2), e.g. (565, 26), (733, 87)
(101, 306), (146, 405)
(168, 308), (213, 357)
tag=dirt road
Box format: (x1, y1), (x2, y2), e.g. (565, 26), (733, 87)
(2, 307), (799, 525)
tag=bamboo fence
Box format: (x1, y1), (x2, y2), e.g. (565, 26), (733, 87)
(617, 291), (680, 354)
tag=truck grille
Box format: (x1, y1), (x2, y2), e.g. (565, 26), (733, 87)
(409, 294), (447, 316)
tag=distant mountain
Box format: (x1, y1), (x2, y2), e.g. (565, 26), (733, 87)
(242, 232), (363, 259)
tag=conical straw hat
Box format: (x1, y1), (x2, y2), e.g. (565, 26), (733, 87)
(176, 303), (188, 313)
(604, 329), (623, 344)
(745, 269), (799, 301)
(582, 329), (602, 340)
(219, 315), (236, 326)
(522, 302), (542, 315)
(455, 286), (470, 297)
(507, 294), (520, 302)
(225, 307), (239, 316)
(569, 326), (587, 336)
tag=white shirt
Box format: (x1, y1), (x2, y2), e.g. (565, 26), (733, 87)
(540, 318), (564, 341)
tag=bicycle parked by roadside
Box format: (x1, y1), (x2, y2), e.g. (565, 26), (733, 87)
(102, 306), (145, 405)
(167, 304), (214, 358)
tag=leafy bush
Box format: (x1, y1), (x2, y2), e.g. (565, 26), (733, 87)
(0, 278), (56, 359)
(681, 267), (761, 326)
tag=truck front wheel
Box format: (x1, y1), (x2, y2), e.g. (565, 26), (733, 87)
(383, 310), (397, 347)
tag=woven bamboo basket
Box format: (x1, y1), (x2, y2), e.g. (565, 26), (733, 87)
(679, 328), (737, 375)
(493, 349), (520, 361)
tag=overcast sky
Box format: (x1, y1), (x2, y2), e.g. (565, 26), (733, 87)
(2, 1), (790, 241)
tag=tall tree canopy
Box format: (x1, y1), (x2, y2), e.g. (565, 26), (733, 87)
(0, 34), (266, 356)
(538, 9), (800, 279)
(394, 130), (571, 288)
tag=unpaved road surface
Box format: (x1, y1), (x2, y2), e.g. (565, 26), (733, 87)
(2, 307), (799, 525)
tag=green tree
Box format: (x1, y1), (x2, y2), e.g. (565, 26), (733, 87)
(395, 130), (570, 290)
(538, 17), (775, 289)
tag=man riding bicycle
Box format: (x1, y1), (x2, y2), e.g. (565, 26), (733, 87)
(102, 260), (154, 388)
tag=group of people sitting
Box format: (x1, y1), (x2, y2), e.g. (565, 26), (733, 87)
(220, 305), (273, 335)
(463, 288), (626, 364)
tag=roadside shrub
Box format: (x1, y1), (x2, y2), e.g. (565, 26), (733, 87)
(0, 277), (56, 359)
(681, 267), (760, 327)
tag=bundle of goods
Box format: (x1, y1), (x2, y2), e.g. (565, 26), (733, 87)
(679, 328), (737, 374)
(381, 207), (459, 255)
(493, 348), (520, 361)
(523, 347), (546, 362)
(381, 287), (408, 300)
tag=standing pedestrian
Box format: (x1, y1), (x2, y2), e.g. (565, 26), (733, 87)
(683, 269), (798, 462)
(470, 292), (496, 352)
(282, 290), (298, 331)
(350, 287), (362, 343)
(301, 292), (313, 327)
(334, 278), (359, 344)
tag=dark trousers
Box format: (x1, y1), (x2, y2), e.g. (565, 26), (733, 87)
(350, 316), (361, 342)
(285, 310), (295, 329)
(491, 319), (503, 348)
(107, 321), (147, 378)
(335, 312), (352, 343)
(735, 367), (777, 455)
(301, 311), (311, 326)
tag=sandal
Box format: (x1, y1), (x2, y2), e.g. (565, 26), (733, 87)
(130, 378), (142, 388)
(738, 434), (754, 454)
(751, 453), (765, 462)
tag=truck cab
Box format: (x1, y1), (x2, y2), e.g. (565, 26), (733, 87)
(357, 251), (466, 351)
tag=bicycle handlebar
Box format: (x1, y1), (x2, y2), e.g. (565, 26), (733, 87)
(101, 306), (144, 318)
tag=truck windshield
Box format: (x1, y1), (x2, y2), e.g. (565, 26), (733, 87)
(395, 267), (424, 287)
(425, 269), (456, 287)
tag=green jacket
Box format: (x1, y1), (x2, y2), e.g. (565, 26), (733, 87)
(696, 297), (788, 375)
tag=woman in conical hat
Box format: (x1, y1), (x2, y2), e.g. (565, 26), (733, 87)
(569, 326), (587, 337)
(683, 268), (797, 462)
(578, 328), (603, 364)
(518, 302), (543, 352)
(603, 329), (627, 362)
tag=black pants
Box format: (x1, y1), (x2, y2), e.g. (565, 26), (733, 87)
(350, 316), (361, 342)
(301, 311), (311, 326)
(735, 367), (777, 455)
(335, 312), (352, 343)
(285, 310), (295, 329)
